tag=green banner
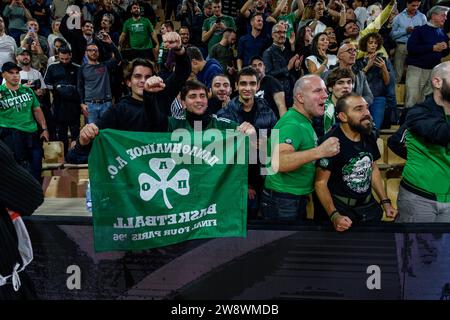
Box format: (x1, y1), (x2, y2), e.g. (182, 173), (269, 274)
(89, 129), (248, 252)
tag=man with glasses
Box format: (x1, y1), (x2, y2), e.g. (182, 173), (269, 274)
(263, 23), (301, 107)
(324, 43), (373, 106)
(78, 34), (122, 124)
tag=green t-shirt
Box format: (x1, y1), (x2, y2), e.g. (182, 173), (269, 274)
(202, 15), (236, 55)
(0, 84), (40, 133)
(265, 108), (318, 195)
(123, 17), (154, 49)
(402, 123), (450, 203)
(278, 13), (296, 39)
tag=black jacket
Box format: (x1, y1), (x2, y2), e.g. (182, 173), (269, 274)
(406, 95), (450, 147)
(69, 51), (191, 159)
(0, 141), (43, 299)
(217, 96), (277, 131)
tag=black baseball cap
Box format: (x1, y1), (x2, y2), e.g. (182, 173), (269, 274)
(1, 62), (22, 73)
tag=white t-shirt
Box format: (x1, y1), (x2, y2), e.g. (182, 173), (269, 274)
(0, 34), (17, 69)
(306, 54), (337, 73)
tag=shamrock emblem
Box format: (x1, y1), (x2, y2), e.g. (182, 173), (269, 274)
(139, 158), (190, 209)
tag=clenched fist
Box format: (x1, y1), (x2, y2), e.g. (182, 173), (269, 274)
(144, 76), (166, 93)
(317, 136), (340, 158)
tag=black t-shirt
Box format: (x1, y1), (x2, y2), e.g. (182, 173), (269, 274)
(256, 75), (284, 118)
(241, 105), (257, 124)
(317, 126), (381, 200)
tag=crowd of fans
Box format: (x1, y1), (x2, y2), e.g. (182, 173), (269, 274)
(0, 0), (449, 227)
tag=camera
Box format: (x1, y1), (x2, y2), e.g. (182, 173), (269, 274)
(216, 17), (222, 24)
(376, 52), (384, 58)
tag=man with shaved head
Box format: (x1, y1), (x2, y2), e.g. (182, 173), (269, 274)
(397, 61), (450, 222)
(261, 75), (341, 221)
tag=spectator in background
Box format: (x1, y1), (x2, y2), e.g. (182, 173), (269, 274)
(352, 0), (368, 30)
(47, 20), (70, 57)
(51, 0), (74, 20)
(355, 33), (392, 129)
(391, 0), (427, 83)
(78, 34), (121, 125)
(404, 5), (449, 108)
(269, 0), (304, 39)
(187, 46), (223, 89)
(178, 26), (192, 48)
(210, 28), (237, 78)
(29, 0), (52, 37)
(20, 19), (49, 56)
(208, 74), (232, 114)
(239, 0), (273, 39)
(201, 0), (236, 56)
(2, 0), (33, 44)
(0, 17), (17, 70)
(324, 43), (374, 106)
(237, 13), (271, 71)
(263, 23), (300, 107)
(94, 0), (122, 34)
(250, 56), (287, 118)
(44, 47), (81, 155)
(306, 32), (337, 75)
(178, 0), (209, 53)
(99, 13), (120, 45)
(119, 2), (159, 61)
(0, 62), (49, 180)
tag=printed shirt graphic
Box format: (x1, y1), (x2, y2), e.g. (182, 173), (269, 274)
(318, 126), (380, 200)
(89, 129), (248, 252)
(123, 17), (154, 49)
(0, 84), (40, 132)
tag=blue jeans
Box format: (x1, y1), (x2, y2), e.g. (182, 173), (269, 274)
(87, 101), (112, 124)
(369, 96), (386, 129)
(260, 188), (308, 221)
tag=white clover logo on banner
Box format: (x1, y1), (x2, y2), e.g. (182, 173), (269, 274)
(139, 158), (190, 209)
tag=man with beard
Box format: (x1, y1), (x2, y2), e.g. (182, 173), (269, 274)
(396, 61), (450, 222)
(250, 55), (286, 118)
(78, 33), (121, 125)
(315, 93), (397, 232)
(208, 74), (232, 114)
(119, 2), (159, 61)
(44, 46), (80, 155)
(261, 75), (340, 221)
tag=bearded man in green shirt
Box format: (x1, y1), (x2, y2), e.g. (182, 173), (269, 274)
(397, 61), (450, 222)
